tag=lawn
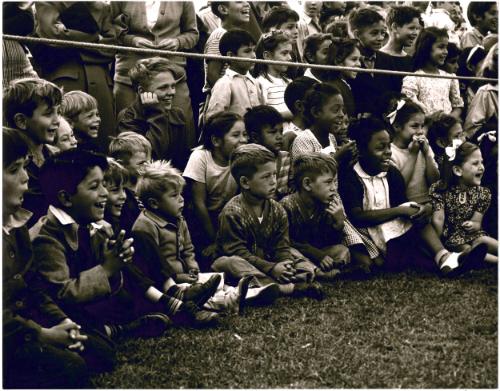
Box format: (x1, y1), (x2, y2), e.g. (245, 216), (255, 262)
(92, 267), (497, 389)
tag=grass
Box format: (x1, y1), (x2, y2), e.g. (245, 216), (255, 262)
(92, 268), (497, 389)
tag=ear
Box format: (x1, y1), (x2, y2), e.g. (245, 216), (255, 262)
(218, 4), (229, 16)
(147, 197), (159, 210)
(211, 135), (222, 148)
(302, 176), (313, 191)
(57, 190), (73, 208)
(240, 176), (251, 190)
(311, 105), (322, 120)
(13, 113), (28, 130)
(390, 22), (398, 33)
(452, 165), (463, 177)
(263, 50), (273, 61)
(351, 28), (360, 40)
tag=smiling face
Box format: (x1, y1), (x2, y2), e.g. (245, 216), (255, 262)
(395, 18), (420, 47)
(395, 112), (425, 147)
(455, 148), (484, 187)
(3, 156), (30, 218)
(21, 102), (60, 145)
(266, 41), (293, 73)
(104, 180), (126, 218)
(244, 161), (277, 200)
(55, 117), (78, 151)
(356, 21), (387, 52)
(143, 71), (176, 111)
(277, 19), (299, 42)
(217, 120), (248, 160)
(312, 39), (332, 65)
(231, 44), (256, 74)
(256, 123), (284, 154)
(339, 46), (362, 79)
(315, 94), (345, 132)
(430, 36), (448, 66)
(480, 3), (498, 33)
(304, 1), (322, 17)
(73, 108), (100, 139)
(223, 1), (251, 24)
(360, 129), (392, 173)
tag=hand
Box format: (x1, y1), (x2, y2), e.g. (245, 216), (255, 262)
(176, 273), (199, 284)
(201, 243), (217, 260)
(327, 244), (351, 266)
(419, 136), (430, 155)
(334, 140), (356, 165)
(132, 37), (155, 48)
(325, 202), (345, 230)
(270, 260), (295, 283)
(462, 220), (481, 233)
(39, 320), (87, 350)
(157, 38), (179, 51)
(410, 203), (432, 224)
(320, 255), (335, 271)
(398, 204), (420, 218)
(408, 139), (420, 155)
(140, 92), (160, 107)
(102, 230), (134, 277)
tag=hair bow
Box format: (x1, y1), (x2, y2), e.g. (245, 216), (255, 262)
(477, 131), (496, 144)
(445, 138), (464, 162)
(386, 100), (406, 125)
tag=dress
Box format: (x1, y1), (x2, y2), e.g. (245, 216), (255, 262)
(429, 182), (491, 249)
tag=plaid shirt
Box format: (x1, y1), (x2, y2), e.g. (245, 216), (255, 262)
(274, 151), (294, 200)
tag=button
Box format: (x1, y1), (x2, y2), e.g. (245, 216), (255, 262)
(24, 333), (32, 342)
(13, 274), (21, 280)
(9, 251), (15, 258)
(15, 300), (23, 308)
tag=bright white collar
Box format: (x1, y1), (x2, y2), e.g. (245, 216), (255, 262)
(3, 208), (33, 235)
(49, 205), (76, 226)
(225, 68), (252, 79)
(353, 162), (387, 179)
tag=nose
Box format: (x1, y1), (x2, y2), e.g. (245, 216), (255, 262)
(20, 167), (29, 185)
(118, 189), (126, 202)
(99, 184), (109, 198)
(285, 53), (292, 61)
(240, 133), (249, 144)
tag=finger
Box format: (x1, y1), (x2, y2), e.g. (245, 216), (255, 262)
(68, 342), (83, 350)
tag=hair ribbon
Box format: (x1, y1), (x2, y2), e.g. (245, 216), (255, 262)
(477, 131), (496, 144)
(386, 99), (406, 125)
(445, 138), (464, 161)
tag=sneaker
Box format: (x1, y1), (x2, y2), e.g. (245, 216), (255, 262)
(246, 283), (280, 306)
(172, 301), (219, 328)
(440, 243), (488, 278)
(293, 281), (325, 301)
(225, 275), (252, 315)
(183, 274), (221, 306)
(121, 312), (172, 339)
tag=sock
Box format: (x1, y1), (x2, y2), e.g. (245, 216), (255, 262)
(435, 249), (449, 266)
(278, 283), (294, 295)
(441, 252), (460, 269)
(160, 294), (183, 315)
(166, 285), (185, 301)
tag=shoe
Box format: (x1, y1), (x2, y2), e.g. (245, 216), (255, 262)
(246, 283), (280, 306)
(440, 243), (488, 278)
(172, 301), (219, 328)
(225, 275), (252, 315)
(121, 312), (172, 338)
(183, 274), (221, 306)
(293, 281), (325, 301)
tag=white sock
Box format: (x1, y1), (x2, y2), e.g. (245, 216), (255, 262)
(440, 252), (459, 269)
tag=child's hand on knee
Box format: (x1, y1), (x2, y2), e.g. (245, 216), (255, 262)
(176, 273), (199, 284)
(462, 220), (481, 233)
(271, 261), (295, 283)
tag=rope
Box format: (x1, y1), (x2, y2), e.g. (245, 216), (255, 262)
(4, 34), (498, 83)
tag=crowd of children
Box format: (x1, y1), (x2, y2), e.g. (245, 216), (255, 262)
(2, 0), (498, 387)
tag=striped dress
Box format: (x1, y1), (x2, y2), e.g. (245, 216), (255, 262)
(257, 73), (292, 118)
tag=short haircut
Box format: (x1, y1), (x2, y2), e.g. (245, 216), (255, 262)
(348, 116), (389, 153)
(3, 127), (29, 168)
(386, 5), (422, 29)
(219, 28), (255, 56)
(348, 7), (384, 33)
(413, 27), (449, 70)
(108, 131), (152, 163)
(129, 57), (185, 91)
(202, 111), (243, 150)
(104, 157), (129, 187)
(467, 1), (496, 27)
(39, 148), (108, 206)
(3, 77), (62, 128)
(293, 153), (337, 190)
(60, 90), (98, 122)
(230, 143), (276, 185)
(244, 105), (283, 139)
(303, 33), (332, 63)
(136, 160), (185, 207)
(262, 6), (299, 32)
(284, 76), (318, 115)
(303, 83), (342, 126)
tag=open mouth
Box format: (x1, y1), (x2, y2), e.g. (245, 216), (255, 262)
(95, 201), (106, 210)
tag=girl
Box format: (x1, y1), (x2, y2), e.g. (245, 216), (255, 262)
(54, 117), (78, 152)
(325, 38), (362, 118)
(388, 99), (440, 204)
(292, 83), (382, 275)
(302, 33), (333, 82)
(429, 141), (497, 263)
(253, 31), (293, 120)
(339, 117), (487, 275)
(427, 112), (465, 169)
(183, 112), (248, 267)
(402, 27), (464, 117)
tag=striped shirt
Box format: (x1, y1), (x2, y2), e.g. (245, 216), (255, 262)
(203, 27), (227, 92)
(257, 74), (292, 118)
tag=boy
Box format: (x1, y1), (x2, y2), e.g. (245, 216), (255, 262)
(117, 57), (191, 170)
(54, 116), (78, 152)
(281, 153), (350, 281)
(297, 1), (323, 57)
(60, 90), (101, 153)
(205, 29), (263, 120)
(3, 77), (62, 227)
(3, 128), (90, 388)
(214, 144), (325, 300)
(423, 1), (461, 46)
(30, 149), (221, 339)
(245, 105), (293, 199)
(132, 160), (252, 314)
(461, 2), (498, 49)
(283, 76), (318, 150)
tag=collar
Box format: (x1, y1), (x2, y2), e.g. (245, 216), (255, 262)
(50, 205), (77, 226)
(3, 208), (33, 235)
(304, 68), (321, 82)
(225, 68), (254, 81)
(353, 162), (387, 179)
(143, 209), (178, 229)
(472, 27), (485, 40)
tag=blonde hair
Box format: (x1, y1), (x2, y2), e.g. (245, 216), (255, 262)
(108, 131), (152, 163)
(60, 90), (98, 121)
(104, 157), (129, 187)
(136, 160), (185, 207)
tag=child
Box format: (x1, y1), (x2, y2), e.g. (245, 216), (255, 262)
(205, 29), (262, 120)
(54, 116), (78, 152)
(183, 112), (247, 266)
(441, 42), (461, 75)
(103, 158), (129, 234)
(423, 1), (461, 46)
(281, 153), (350, 280)
(3, 128), (90, 388)
(302, 33), (333, 82)
(214, 144), (325, 300)
(117, 57), (191, 170)
(3, 77), (62, 227)
(60, 90), (101, 153)
(339, 117), (487, 276)
(461, 2), (498, 49)
(427, 112), (465, 169)
(133, 160), (252, 315)
(429, 141), (497, 263)
(402, 27), (464, 117)
(388, 99), (440, 204)
(297, 1), (323, 56)
(253, 31), (293, 119)
(282, 76), (318, 150)
(31, 149), (220, 338)
(245, 105), (293, 199)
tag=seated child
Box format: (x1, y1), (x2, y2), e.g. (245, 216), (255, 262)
(281, 153), (351, 280)
(302, 33), (333, 82)
(441, 42), (461, 75)
(388, 99), (440, 205)
(183, 112), (247, 267)
(103, 158), (129, 234)
(427, 112), (465, 169)
(117, 57), (191, 170)
(205, 29), (262, 120)
(54, 116), (78, 152)
(3, 77), (62, 227)
(30, 149), (221, 340)
(133, 160), (252, 315)
(213, 144), (325, 300)
(430, 141), (497, 264)
(245, 105), (293, 199)
(3, 128), (91, 388)
(60, 90), (101, 153)
(339, 117), (488, 276)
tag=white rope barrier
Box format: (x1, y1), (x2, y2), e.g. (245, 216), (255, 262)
(3, 34), (498, 83)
